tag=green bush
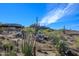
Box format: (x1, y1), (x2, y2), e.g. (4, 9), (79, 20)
(5, 51), (16, 56)
(74, 36), (79, 48)
(3, 43), (13, 52)
(58, 41), (68, 56)
(9, 51), (17, 56)
(51, 31), (68, 55)
(21, 42), (33, 56)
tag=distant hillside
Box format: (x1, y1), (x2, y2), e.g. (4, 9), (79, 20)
(0, 23), (24, 28)
(30, 23), (54, 31)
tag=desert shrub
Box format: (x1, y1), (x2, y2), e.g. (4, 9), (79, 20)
(21, 42), (33, 56)
(21, 32), (33, 56)
(51, 31), (69, 56)
(58, 41), (69, 56)
(74, 37), (79, 48)
(3, 43), (13, 52)
(3, 42), (16, 56)
(51, 31), (61, 47)
(9, 51), (17, 56)
(24, 27), (35, 34)
(2, 40), (14, 53)
(5, 51), (16, 56)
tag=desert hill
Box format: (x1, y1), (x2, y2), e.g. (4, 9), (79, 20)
(0, 23), (79, 56)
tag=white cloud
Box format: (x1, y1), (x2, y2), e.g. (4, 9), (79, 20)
(39, 3), (74, 26)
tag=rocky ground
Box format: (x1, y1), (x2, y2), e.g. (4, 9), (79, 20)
(0, 28), (79, 56)
(36, 41), (59, 56)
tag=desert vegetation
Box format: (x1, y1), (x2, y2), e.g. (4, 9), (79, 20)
(0, 23), (79, 56)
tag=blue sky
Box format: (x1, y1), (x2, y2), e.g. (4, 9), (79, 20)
(0, 3), (79, 30)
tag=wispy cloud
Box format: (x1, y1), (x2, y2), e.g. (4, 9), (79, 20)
(39, 3), (74, 26)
